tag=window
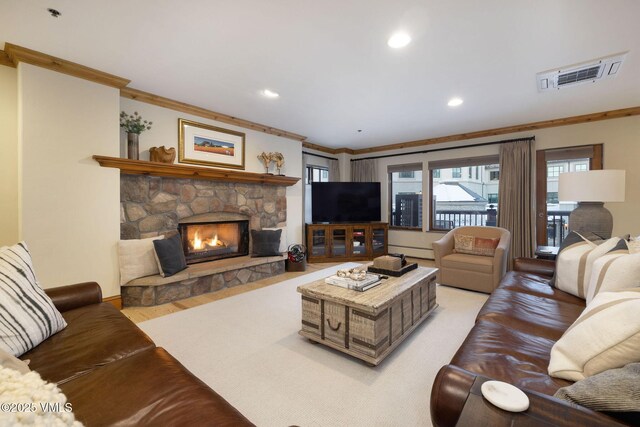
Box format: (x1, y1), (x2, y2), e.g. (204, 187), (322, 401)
(536, 144), (602, 248)
(429, 156), (500, 231)
(547, 165), (564, 178)
(306, 166), (329, 184)
(389, 165), (423, 229)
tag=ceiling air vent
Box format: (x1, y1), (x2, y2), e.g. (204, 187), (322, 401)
(537, 53), (627, 92)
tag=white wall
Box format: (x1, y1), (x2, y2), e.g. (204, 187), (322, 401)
(357, 116), (640, 259)
(119, 98), (303, 246)
(0, 65), (18, 246)
(18, 64), (121, 296)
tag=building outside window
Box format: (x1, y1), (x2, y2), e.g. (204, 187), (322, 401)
(547, 165), (564, 178)
(430, 157), (500, 231)
(388, 164), (423, 229)
(574, 164), (588, 172)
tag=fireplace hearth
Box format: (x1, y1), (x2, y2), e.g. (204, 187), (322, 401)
(179, 214), (249, 264)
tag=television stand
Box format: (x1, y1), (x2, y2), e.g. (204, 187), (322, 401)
(306, 223), (388, 263)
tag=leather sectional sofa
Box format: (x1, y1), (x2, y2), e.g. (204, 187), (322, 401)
(20, 282), (253, 426)
(430, 258), (637, 426)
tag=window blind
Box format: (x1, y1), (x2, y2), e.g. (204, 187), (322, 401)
(428, 155), (499, 170)
(387, 163), (423, 174)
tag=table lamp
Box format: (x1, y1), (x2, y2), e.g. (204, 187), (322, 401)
(558, 170), (625, 239)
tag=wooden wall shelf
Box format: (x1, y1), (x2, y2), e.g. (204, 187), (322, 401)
(93, 155), (300, 186)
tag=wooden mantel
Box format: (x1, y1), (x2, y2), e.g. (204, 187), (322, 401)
(93, 155), (300, 186)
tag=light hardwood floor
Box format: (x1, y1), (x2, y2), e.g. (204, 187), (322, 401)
(122, 258), (435, 324)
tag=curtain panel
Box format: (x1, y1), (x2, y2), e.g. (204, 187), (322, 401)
(329, 159), (340, 182)
(498, 139), (535, 268)
(351, 159), (378, 182)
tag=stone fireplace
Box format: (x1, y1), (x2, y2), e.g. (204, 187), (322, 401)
(179, 213), (249, 264)
(119, 174), (289, 307)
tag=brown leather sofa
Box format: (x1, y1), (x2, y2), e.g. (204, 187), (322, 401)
(430, 258), (637, 427)
(19, 282), (253, 427)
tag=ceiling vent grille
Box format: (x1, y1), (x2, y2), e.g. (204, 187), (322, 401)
(537, 53), (627, 92)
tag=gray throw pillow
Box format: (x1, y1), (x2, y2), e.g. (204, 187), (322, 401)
(554, 362), (640, 411)
(251, 229), (282, 257)
(153, 234), (188, 277)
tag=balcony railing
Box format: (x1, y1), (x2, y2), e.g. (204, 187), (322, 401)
(432, 209), (571, 247)
(547, 210), (571, 247)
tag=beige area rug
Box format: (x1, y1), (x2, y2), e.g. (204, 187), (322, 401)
(139, 263), (488, 427)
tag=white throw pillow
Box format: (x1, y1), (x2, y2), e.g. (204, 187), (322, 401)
(586, 242), (640, 304)
(263, 227), (287, 253)
(0, 242), (67, 357)
(549, 289), (640, 381)
(555, 232), (597, 298)
(118, 237), (162, 284)
(581, 237), (622, 294)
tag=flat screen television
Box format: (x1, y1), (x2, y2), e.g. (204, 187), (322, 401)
(311, 182), (381, 223)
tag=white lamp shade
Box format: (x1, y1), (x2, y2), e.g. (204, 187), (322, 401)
(558, 170), (625, 202)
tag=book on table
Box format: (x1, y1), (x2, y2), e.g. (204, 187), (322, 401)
(325, 274), (382, 292)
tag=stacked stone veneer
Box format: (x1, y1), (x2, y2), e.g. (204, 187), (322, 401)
(122, 261), (285, 306)
(119, 174), (287, 306)
(120, 174), (286, 239)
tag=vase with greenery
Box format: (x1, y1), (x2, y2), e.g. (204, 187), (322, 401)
(120, 111), (153, 160)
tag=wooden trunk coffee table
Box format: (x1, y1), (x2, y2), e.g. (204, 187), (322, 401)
(297, 266), (438, 365)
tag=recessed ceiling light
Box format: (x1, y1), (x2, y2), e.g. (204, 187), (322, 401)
(262, 89), (279, 98)
(387, 32), (411, 49)
(447, 97), (464, 107)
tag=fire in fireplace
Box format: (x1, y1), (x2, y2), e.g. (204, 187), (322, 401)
(178, 219), (249, 264)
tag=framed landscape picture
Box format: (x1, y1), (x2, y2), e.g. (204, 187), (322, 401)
(178, 118), (246, 169)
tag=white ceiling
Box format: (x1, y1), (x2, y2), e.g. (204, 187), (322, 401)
(2, 0), (639, 149)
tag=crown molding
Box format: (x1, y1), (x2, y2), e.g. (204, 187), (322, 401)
(2, 42), (307, 142)
(121, 87), (306, 142)
(0, 50), (15, 68)
(4, 43), (638, 154)
(349, 106), (640, 155)
(4, 43), (130, 88)
(302, 142), (355, 155)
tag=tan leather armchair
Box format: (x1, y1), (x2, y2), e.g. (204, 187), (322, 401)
(432, 226), (510, 293)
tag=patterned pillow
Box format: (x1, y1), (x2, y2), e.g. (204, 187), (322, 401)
(453, 234), (500, 256)
(586, 241), (640, 303)
(549, 288), (640, 381)
(0, 243), (67, 357)
(554, 232), (597, 298)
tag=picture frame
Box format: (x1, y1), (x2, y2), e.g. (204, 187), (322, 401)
(178, 118), (246, 170)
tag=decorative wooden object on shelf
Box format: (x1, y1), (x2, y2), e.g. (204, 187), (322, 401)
(149, 146), (176, 163)
(93, 155), (300, 186)
(306, 223), (388, 262)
